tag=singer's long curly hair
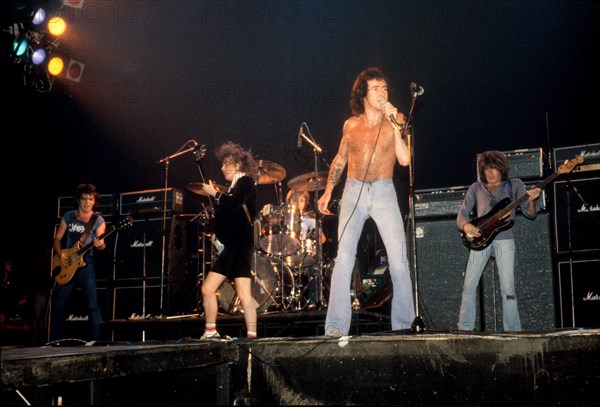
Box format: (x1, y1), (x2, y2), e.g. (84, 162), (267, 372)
(350, 67), (388, 116)
(215, 141), (259, 181)
(477, 150), (510, 183)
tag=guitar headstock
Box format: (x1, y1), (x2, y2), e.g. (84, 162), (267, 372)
(193, 144), (207, 161)
(117, 216), (134, 230)
(558, 156), (585, 174)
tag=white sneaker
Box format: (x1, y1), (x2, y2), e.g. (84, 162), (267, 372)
(200, 331), (221, 340)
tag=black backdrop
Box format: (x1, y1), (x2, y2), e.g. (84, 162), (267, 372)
(2, 1), (599, 287)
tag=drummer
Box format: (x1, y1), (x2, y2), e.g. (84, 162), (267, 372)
(286, 190), (325, 308)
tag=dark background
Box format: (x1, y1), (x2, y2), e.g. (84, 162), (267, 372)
(2, 0), (599, 264)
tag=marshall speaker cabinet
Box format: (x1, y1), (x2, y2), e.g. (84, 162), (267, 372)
(553, 177), (600, 254)
(557, 258), (600, 328)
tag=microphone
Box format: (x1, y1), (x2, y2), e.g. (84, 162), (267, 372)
(381, 100), (403, 131)
(410, 82), (425, 96)
(297, 123), (304, 150)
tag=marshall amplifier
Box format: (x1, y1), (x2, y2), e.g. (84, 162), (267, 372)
(414, 186), (467, 219)
(476, 148), (544, 181)
(503, 147), (545, 180)
(553, 143), (600, 175)
(553, 177), (600, 254)
(57, 193), (117, 219)
(119, 188), (183, 217)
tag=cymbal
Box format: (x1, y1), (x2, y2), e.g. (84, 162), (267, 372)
(257, 160), (286, 184)
(187, 182), (226, 196)
(287, 171), (328, 192)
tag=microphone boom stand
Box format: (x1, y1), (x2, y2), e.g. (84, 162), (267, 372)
(155, 141), (200, 317)
(298, 125), (326, 307)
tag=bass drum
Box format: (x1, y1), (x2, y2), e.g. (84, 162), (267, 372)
(218, 252), (295, 314)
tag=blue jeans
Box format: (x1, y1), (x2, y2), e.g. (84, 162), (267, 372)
(457, 239), (521, 332)
(50, 263), (102, 341)
(325, 178), (415, 334)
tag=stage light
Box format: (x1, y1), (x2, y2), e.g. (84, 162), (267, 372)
(12, 35), (29, 57)
(47, 56), (65, 76)
(32, 48), (47, 65)
(32, 8), (47, 25)
(47, 16), (66, 37)
(65, 59), (85, 82)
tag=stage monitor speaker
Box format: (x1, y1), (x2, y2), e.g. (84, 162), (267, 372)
(557, 258), (600, 328)
(553, 177), (600, 254)
(416, 212), (555, 331)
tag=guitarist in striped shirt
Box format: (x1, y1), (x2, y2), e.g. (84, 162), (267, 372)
(51, 183), (106, 342)
(456, 151), (541, 332)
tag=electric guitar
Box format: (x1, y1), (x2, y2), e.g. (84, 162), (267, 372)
(52, 216), (133, 285)
(460, 156), (583, 251)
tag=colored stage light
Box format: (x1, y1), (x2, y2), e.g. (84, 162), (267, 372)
(48, 56), (65, 76)
(32, 48), (47, 65)
(47, 16), (66, 37)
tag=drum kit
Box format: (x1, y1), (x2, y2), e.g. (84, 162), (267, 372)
(187, 160), (331, 315)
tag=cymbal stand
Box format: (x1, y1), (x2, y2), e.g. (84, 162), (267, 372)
(155, 140), (200, 317)
(190, 204), (212, 314)
(298, 122), (326, 307)
(275, 180), (292, 311)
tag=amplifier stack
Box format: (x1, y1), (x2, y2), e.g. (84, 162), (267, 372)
(55, 188), (193, 326)
(551, 143), (600, 328)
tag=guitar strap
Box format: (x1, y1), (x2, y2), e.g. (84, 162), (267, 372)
(505, 179), (513, 199)
(79, 212), (98, 245)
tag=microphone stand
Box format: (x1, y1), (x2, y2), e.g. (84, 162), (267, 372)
(401, 90), (425, 333)
(298, 123), (326, 307)
(155, 140), (199, 317)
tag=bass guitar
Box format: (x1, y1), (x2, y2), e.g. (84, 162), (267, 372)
(52, 216), (133, 285)
(460, 156), (583, 251)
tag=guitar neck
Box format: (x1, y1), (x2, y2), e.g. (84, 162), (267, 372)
(498, 171), (560, 217)
(76, 226), (115, 257)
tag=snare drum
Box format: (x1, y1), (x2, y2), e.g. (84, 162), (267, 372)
(285, 238), (316, 268)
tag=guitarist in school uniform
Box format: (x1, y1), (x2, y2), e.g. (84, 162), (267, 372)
(51, 183), (106, 342)
(198, 141), (259, 340)
(457, 151), (541, 332)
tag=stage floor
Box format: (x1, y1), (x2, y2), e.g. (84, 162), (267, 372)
(2, 311), (599, 406)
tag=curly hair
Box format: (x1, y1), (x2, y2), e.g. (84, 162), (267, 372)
(215, 141), (258, 180)
(73, 183), (100, 210)
(349, 67), (388, 116)
(477, 151), (510, 183)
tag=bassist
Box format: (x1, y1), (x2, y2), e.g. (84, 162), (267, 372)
(51, 183), (106, 342)
(456, 151), (541, 332)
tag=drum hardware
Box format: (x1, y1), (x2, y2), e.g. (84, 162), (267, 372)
(257, 160), (286, 185)
(287, 171), (329, 192)
(217, 251), (296, 314)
